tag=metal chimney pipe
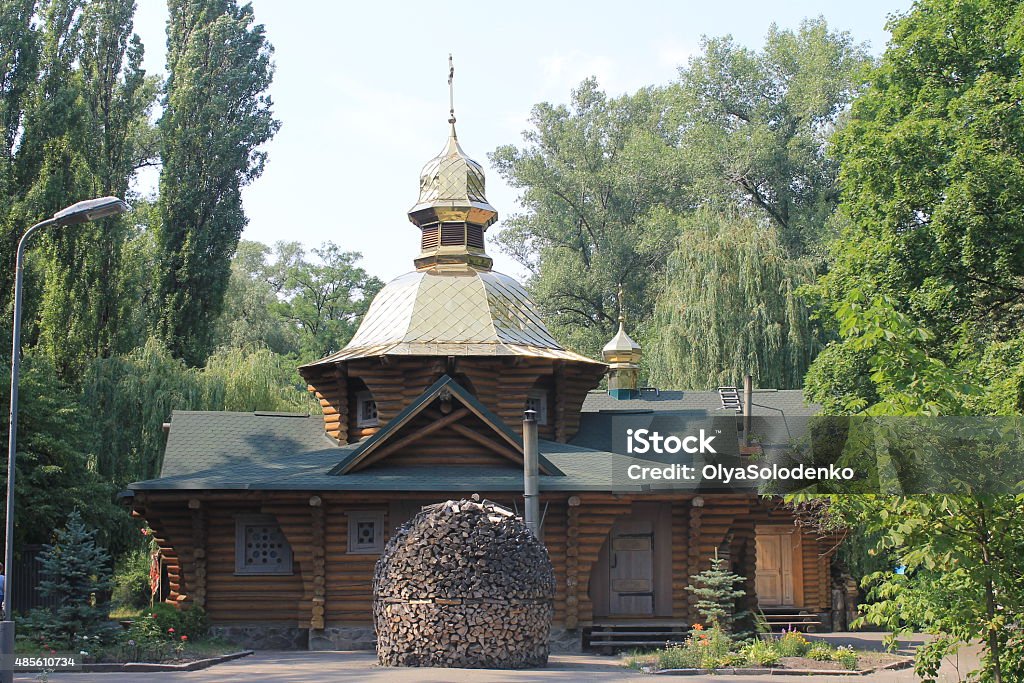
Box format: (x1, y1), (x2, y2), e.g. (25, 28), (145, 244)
(523, 410), (540, 538)
(743, 374), (753, 437)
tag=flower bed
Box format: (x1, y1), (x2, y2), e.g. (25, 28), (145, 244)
(623, 626), (910, 674)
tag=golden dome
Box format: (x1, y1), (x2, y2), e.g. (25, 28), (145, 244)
(408, 124), (497, 229)
(602, 321), (642, 364)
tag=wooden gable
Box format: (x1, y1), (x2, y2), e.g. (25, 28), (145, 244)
(329, 375), (563, 476)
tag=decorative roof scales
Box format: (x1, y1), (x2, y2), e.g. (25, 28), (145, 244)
(300, 58), (604, 371)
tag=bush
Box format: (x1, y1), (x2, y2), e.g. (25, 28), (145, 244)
(658, 642), (701, 669)
(777, 629), (811, 657)
(139, 603), (208, 641)
(111, 548), (151, 611)
(743, 639), (780, 667)
(807, 642), (834, 661)
(834, 645), (858, 670)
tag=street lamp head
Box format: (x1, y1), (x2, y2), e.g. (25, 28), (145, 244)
(52, 196), (129, 225)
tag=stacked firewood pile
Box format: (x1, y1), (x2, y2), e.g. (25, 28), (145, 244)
(373, 496), (555, 668)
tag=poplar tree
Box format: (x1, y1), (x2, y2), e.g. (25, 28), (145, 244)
(154, 0), (279, 366)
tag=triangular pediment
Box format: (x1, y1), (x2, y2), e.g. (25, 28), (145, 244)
(329, 375), (562, 476)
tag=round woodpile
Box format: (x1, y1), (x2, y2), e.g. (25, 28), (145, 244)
(373, 497), (555, 668)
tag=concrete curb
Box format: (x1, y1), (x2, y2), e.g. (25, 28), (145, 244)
(650, 656), (914, 676)
(78, 649), (253, 673)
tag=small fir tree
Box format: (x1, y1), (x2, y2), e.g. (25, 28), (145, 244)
(33, 510), (115, 645)
(686, 550), (748, 636)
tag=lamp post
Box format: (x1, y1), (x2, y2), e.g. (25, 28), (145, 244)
(2, 197), (128, 681)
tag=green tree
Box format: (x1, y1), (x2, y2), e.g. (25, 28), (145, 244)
(0, 351), (124, 549)
(671, 18), (871, 256)
(686, 551), (748, 636)
(807, 0), (1024, 412)
(211, 240), (298, 355)
(646, 207), (819, 390)
(267, 241), (383, 359)
(30, 510), (116, 646)
(154, 0), (279, 366)
(491, 81), (683, 356)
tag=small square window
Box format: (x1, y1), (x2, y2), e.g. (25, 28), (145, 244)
(348, 511), (385, 554)
(356, 391), (379, 427)
(526, 390), (548, 426)
(234, 515), (293, 575)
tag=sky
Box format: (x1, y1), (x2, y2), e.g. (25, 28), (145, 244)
(130, 0), (913, 283)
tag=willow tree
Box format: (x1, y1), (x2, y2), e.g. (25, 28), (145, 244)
(646, 208), (818, 390)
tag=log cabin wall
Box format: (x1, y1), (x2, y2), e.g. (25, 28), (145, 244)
(303, 356), (605, 446)
(136, 492), (814, 636)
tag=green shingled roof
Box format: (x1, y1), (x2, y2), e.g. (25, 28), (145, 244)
(129, 390), (821, 493)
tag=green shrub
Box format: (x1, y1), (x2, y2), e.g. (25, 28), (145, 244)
(807, 642), (834, 661)
(658, 642), (701, 669)
(743, 639), (780, 666)
(139, 603), (208, 641)
(112, 548), (151, 610)
(834, 645), (858, 670)
(777, 630), (811, 657)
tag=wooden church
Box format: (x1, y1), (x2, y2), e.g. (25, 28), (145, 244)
(127, 90), (836, 651)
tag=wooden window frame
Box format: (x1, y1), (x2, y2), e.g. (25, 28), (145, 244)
(355, 390), (379, 427)
(526, 389), (548, 426)
(348, 510), (385, 554)
(234, 514), (294, 576)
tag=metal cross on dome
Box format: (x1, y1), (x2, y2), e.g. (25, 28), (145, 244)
(448, 54), (456, 125)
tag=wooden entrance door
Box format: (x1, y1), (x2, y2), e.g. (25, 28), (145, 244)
(608, 519), (655, 616)
(756, 532), (795, 607)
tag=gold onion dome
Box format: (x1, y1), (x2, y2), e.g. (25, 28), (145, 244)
(602, 286), (641, 398)
(602, 319), (642, 364)
(300, 57), (604, 370)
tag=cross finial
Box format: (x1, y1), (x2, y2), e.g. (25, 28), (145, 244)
(617, 283), (625, 324)
(448, 54), (456, 125)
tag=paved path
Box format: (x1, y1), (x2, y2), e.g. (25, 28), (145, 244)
(14, 633), (984, 683)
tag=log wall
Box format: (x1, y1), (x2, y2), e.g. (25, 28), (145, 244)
(133, 493), (828, 632)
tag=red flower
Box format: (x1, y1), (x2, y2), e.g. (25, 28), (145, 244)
(692, 623), (704, 631)
(181, 635), (188, 642)
(168, 627), (175, 634)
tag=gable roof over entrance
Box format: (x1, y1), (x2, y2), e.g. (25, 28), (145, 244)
(329, 374), (562, 476)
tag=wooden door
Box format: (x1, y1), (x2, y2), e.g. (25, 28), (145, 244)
(608, 519), (654, 616)
(756, 532), (794, 607)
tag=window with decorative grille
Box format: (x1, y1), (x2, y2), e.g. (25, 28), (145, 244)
(348, 511), (385, 554)
(234, 516), (293, 575)
(526, 390), (549, 425)
(356, 391), (379, 427)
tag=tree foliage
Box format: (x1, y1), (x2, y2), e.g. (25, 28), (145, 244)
(154, 0), (279, 366)
(28, 510), (116, 646)
(806, 0), (1024, 412)
(646, 207), (819, 390)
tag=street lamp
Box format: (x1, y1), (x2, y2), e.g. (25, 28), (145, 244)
(2, 196), (129, 679)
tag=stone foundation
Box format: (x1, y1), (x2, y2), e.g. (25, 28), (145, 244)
(210, 622), (580, 653)
(209, 624), (308, 651)
(548, 627), (582, 653)
(308, 626), (376, 651)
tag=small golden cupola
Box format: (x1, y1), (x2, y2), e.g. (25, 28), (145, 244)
(602, 285), (642, 399)
(408, 55), (498, 270)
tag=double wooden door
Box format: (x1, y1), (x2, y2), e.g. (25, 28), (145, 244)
(756, 531), (796, 607)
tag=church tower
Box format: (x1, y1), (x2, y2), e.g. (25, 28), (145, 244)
(298, 58), (606, 446)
